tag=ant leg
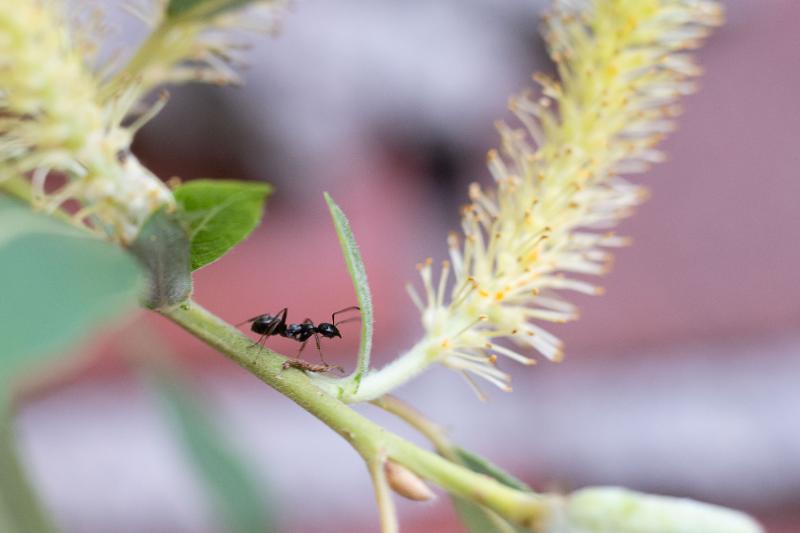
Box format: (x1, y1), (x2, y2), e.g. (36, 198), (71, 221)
(297, 339), (310, 358)
(236, 307), (288, 328)
(248, 334), (267, 350)
(254, 308), (287, 351)
(300, 318), (328, 366)
(276, 307), (288, 325)
(312, 331), (329, 366)
(331, 306), (360, 325)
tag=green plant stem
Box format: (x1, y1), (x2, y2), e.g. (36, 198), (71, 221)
(315, 337), (435, 403)
(374, 395), (523, 533)
(100, 21), (188, 105)
(160, 300), (551, 529)
(368, 454), (399, 533)
(372, 395), (452, 455)
(0, 176), (33, 203)
(0, 406), (55, 533)
(0, 176), (73, 226)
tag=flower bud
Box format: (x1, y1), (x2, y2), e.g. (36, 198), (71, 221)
(544, 487), (762, 533)
(384, 461), (435, 502)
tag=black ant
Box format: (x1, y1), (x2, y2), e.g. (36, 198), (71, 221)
(236, 306), (360, 372)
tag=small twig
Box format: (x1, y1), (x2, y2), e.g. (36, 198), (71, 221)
(371, 395), (452, 455)
(368, 453), (399, 533)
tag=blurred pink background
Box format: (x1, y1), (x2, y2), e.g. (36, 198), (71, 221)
(16, 1), (800, 531)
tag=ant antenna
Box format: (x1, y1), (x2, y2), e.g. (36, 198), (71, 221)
(331, 306), (360, 325)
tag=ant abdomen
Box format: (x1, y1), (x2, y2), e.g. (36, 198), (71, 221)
(252, 315), (284, 335)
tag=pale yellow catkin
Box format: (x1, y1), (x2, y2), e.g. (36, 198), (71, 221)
(408, 0), (723, 393)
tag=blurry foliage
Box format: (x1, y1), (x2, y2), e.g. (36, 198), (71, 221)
(450, 447), (532, 533)
(0, 196), (142, 394)
(151, 365), (278, 533)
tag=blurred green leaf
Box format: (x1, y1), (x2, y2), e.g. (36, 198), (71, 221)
(451, 495), (520, 533)
(450, 447), (533, 533)
(174, 180), (271, 271)
(153, 372), (276, 533)
(324, 193), (373, 391)
(166, 0), (258, 20)
(0, 197), (142, 391)
(452, 447), (531, 492)
(0, 405), (55, 533)
(129, 209), (193, 308)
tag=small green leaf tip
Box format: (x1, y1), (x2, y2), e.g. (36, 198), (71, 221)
(173, 179), (271, 270)
(323, 193), (374, 389)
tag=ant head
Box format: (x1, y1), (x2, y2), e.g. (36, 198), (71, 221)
(317, 322), (341, 339)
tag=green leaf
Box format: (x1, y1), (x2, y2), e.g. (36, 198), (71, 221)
(0, 197), (142, 391)
(166, 0), (259, 20)
(323, 193), (373, 392)
(451, 495), (520, 533)
(0, 404), (55, 533)
(452, 447), (532, 492)
(152, 371), (276, 533)
(173, 180), (271, 271)
(450, 447), (533, 533)
(129, 209), (193, 309)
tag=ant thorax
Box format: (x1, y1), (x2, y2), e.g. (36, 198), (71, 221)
(282, 322), (315, 342)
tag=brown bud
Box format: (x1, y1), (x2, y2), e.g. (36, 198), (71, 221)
(384, 462), (435, 502)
